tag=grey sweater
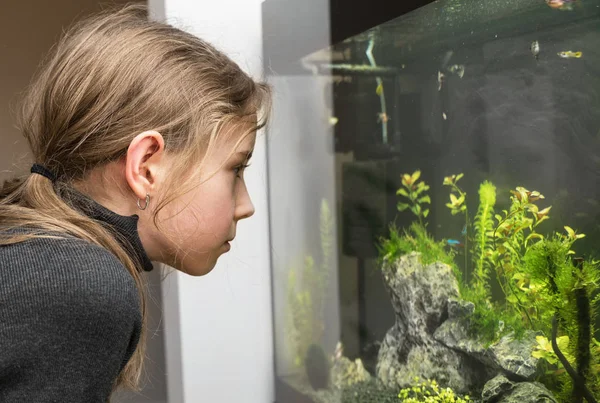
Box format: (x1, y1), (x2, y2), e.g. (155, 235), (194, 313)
(0, 188), (154, 402)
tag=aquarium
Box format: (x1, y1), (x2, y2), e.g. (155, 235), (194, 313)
(263, 0), (600, 402)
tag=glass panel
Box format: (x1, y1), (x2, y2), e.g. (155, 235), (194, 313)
(266, 0), (600, 402)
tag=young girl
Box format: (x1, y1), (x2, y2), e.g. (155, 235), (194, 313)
(0, 4), (271, 402)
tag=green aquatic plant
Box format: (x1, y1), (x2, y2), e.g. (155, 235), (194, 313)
(286, 199), (334, 368)
(381, 170), (600, 399)
(397, 378), (471, 403)
(340, 379), (398, 403)
(396, 170), (431, 226)
(471, 181), (496, 300)
(487, 186), (552, 329)
(524, 235), (600, 402)
(379, 221), (459, 280)
(443, 173), (469, 281)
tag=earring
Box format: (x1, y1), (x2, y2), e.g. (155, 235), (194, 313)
(137, 193), (150, 211)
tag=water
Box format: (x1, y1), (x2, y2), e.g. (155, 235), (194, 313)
(266, 0), (600, 401)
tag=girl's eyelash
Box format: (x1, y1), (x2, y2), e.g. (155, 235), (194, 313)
(234, 163), (251, 176)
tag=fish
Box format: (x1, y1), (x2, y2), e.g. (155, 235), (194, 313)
(375, 82), (384, 96)
(328, 116), (339, 126)
(558, 50), (582, 58)
(442, 112), (447, 120)
(448, 64), (465, 78)
(461, 224), (467, 236)
(438, 71), (445, 91)
(546, 0), (577, 10)
(531, 41), (540, 60)
(447, 239), (464, 247)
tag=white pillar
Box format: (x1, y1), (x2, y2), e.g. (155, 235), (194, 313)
(148, 1), (274, 402)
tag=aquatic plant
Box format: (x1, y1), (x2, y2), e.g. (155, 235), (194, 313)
(524, 235), (600, 402)
(396, 170), (431, 226)
(471, 181), (496, 299)
(340, 379), (398, 403)
(397, 378), (471, 403)
(381, 170), (600, 400)
(286, 199), (334, 368)
(378, 221), (460, 281)
(443, 173), (469, 281)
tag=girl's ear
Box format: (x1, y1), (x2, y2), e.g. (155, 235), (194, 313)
(125, 130), (166, 201)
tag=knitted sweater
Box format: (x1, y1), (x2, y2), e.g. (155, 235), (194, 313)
(0, 188), (154, 402)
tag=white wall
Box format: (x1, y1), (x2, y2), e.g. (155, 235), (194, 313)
(148, 1), (275, 402)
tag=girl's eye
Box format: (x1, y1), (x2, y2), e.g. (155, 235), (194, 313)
(234, 163), (251, 177)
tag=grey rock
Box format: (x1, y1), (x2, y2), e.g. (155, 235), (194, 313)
(376, 253), (485, 394)
(448, 298), (475, 319)
(433, 302), (494, 369)
(481, 375), (515, 402)
(482, 375), (556, 403)
(489, 331), (541, 380)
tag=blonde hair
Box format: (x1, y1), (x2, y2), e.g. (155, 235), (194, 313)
(0, 3), (271, 392)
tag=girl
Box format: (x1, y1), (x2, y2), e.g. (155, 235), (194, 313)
(0, 3), (271, 402)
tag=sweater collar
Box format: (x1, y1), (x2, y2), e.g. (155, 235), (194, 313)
(60, 187), (154, 272)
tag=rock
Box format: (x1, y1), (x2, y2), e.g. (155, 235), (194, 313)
(376, 252), (486, 394)
(448, 298), (475, 319)
(482, 375), (556, 403)
(331, 356), (371, 390)
(488, 331), (541, 380)
(481, 375), (515, 402)
(433, 300), (493, 368)
(434, 299), (541, 381)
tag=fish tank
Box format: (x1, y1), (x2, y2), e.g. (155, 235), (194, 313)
(262, 0), (600, 402)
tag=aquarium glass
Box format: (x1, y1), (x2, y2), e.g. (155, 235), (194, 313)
(265, 0), (600, 402)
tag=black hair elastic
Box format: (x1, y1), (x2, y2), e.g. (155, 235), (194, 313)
(30, 163), (57, 182)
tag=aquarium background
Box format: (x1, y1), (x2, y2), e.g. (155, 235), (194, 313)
(264, 0), (600, 401)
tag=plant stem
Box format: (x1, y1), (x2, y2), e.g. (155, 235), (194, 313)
(552, 314), (597, 403)
(464, 212), (469, 285)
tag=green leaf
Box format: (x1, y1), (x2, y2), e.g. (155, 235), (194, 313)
(564, 226), (575, 238)
(397, 202), (410, 212)
(423, 209), (430, 218)
(396, 188), (409, 197)
(456, 173), (464, 182)
(419, 195), (431, 204)
(411, 170), (421, 183)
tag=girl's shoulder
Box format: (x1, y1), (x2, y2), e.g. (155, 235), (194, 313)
(0, 229), (140, 309)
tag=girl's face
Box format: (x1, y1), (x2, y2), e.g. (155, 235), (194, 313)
(152, 126), (256, 276)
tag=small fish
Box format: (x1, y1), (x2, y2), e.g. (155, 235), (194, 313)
(447, 239), (464, 247)
(377, 112), (390, 123)
(442, 112), (447, 120)
(531, 41), (540, 60)
(461, 224), (467, 236)
(437, 71), (445, 91)
(375, 82), (384, 96)
(448, 64), (465, 78)
(546, 0), (577, 10)
(558, 50), (582, 58)
(328, 116), (339, 126)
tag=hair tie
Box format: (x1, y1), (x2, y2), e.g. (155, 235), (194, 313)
(30, 163), (57, 182)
